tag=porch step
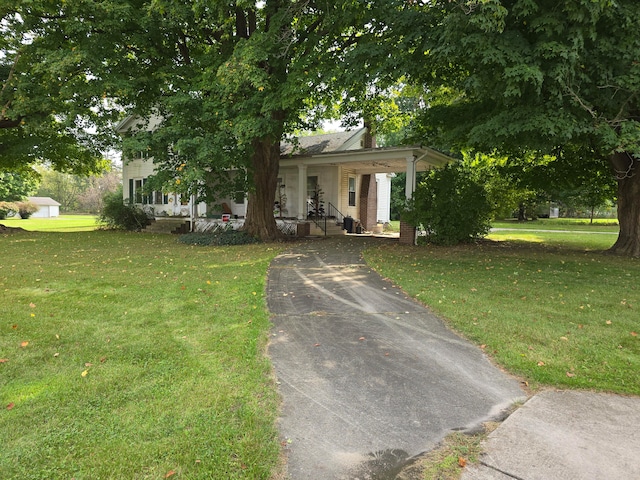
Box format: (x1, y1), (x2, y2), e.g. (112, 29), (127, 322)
(143, 218), (191, 234)
(309, 221), (346, 236)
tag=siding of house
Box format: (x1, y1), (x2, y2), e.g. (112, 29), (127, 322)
(339, 167), (358, 219)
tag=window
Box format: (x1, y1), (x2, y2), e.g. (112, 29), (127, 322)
(348, 177), (356, 206)
(130, 178), (153, 204)
(154, 191), (169, 205)
(134, 179), (144, 204)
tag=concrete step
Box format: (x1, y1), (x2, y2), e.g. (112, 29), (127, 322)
(309, 221), (346, 236)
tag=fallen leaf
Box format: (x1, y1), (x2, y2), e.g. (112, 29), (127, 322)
(560, 336), (568, 341)
(100, 357), (107, 363)
(606, 320), (612, 325)
(458, 457), (467, 468)
(12, 324), (17, 329)
(631, 332), (638, 337)
(29, 303), (36, 308)
(313, 343), (321, 347)
(358, 337), (366, 341)
(20, 341), (29, 348)
(479, 344), (486, 350)
(165, 470), (176, 478)
(30, 313), (35, 317)
(85, 362), (93, 367)
(53, 353), (59, 357)
(6, 403), (15, 410)
(537, 361), (545, 366)
(81, 370), (89, 377)
(0, 359), (8, 363)
(566, 372), (576, 378)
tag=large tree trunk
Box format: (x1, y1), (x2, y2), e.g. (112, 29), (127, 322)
(609, 152), (640, 256)
(243, 136), (281, 241)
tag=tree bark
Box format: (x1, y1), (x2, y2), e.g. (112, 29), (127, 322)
(243, 136), (282, 241)
(609, 152), (640, 256)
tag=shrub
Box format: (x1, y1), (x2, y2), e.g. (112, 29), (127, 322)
(0, 201), (18, 220)
(99, 187), (151, 231)
(402, 163), (492, 246)
(16, 201), (39, 219)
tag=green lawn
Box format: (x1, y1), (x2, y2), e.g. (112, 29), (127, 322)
(0, 230), (284, 479)
(364, 228), (639, 395)
(1, 215), (100, 232)
(492, 218), (619, 232)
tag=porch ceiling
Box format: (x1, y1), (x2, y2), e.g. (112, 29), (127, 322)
(278, 146), (452, 174)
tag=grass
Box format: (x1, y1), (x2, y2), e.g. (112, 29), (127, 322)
(364, 228), (639, 396)
(493, 218), (619, 232)
(0, 229), (284, 479)
(1, 215), (100, 232)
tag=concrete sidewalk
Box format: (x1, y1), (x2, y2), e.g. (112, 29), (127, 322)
(267, 236), (640, 479)
(462, 390), (640, 480)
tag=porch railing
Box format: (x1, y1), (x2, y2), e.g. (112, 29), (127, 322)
(306, 201), (347, 235)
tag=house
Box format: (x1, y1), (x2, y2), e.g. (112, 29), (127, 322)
(116, 117), (452, 239)
(27, 197), (61, 218)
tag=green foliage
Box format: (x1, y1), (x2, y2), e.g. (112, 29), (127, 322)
(178, 229), (259, 247)
(36, 166), (121, 213)
(0, 201), (18, 219)
(1, 3), (118, 174)
(395, 0), (640, 254)
(0, 169), (40, 201)
(99, 186), (150, 231)
(403, 163), (492, 245)
(15, 200), (38, 219)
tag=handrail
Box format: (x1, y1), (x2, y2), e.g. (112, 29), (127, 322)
(326, 202), (345, 226)
(306, 201), (346, 236)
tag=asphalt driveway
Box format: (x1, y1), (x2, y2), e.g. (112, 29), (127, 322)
(267, 236), (525, 479)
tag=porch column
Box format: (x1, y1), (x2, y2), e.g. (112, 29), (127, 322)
(400, 155), (418, 245)
(297, 163), (307, 220)
(405, 155), (417, 201)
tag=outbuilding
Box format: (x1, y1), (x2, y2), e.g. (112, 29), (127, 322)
(28, 197), (61, 218)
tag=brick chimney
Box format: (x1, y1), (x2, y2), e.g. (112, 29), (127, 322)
(363, 120), (376, 149)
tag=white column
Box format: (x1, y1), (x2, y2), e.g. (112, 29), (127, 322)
(297, 164), (307, 220)
(405, 156), (417, 200)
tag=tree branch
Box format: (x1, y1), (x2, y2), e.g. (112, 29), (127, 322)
(1, 51), (21, 119)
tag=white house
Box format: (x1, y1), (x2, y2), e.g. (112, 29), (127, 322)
(28, 197), (61, 218)
(116, 117), (452, 234)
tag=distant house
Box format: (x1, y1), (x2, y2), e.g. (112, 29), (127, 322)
(28, 197), (61, 218)
(116, 116), (452, 236)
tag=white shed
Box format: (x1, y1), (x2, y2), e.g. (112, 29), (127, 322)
(28, 197), (61, 218)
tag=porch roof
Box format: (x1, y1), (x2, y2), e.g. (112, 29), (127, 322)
(278, 145), (453, 174)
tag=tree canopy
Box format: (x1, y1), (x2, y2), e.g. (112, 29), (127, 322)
(0, 4), (119, 174)
(400, 0), (640, 254)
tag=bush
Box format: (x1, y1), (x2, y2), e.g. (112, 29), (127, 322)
(99, 187), (151, 231)
(402, 163), (492, 246)
(178, 227), (258, 246)
(0, 201), (18, 220)
(16, 201), (39, 219)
